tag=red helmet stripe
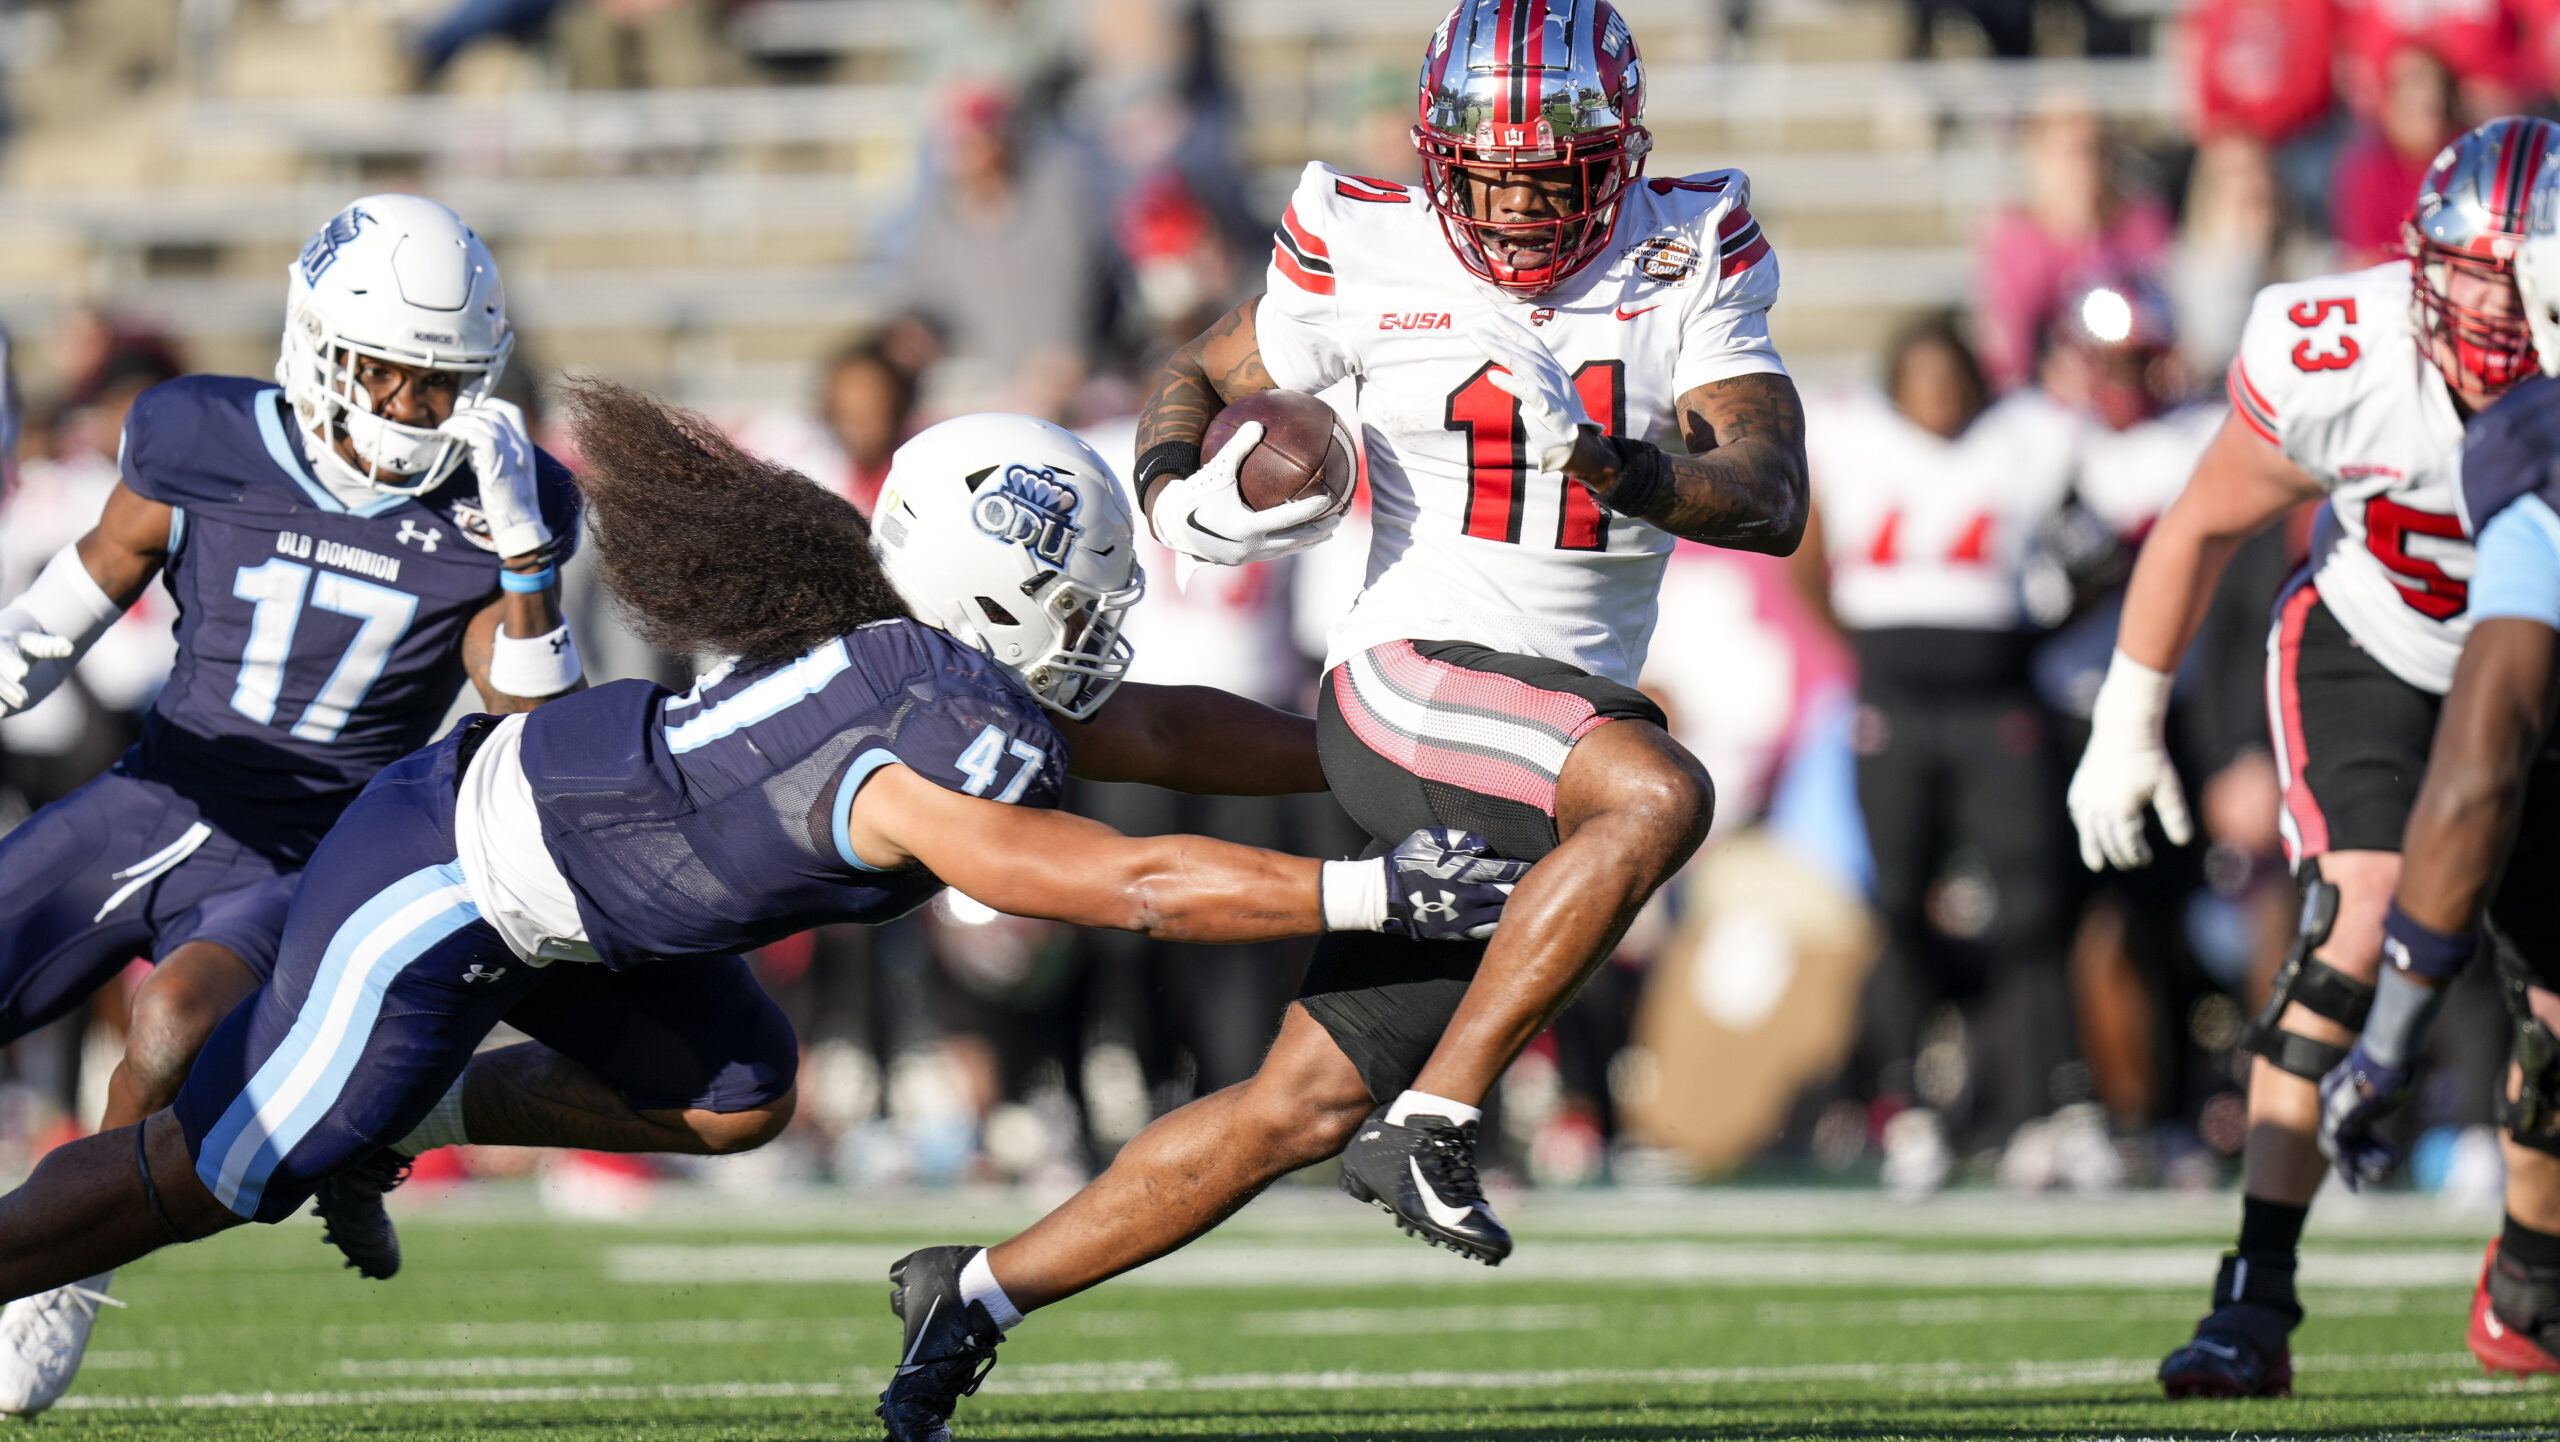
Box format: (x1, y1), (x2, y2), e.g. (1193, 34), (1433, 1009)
(1491, 0), (1516, 126)
(2492, 121), (2525, 228)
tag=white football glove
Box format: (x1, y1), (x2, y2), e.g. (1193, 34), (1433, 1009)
(1469, 310), (1592, 474)
(0, 546), (123, 717)
(1147, 420), (1343, 568)
(2066, 650), (2194, 871)
(0, 620), (74, 716)
(441, 398), (551, 560)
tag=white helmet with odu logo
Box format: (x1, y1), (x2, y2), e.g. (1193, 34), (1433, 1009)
(277, 194), (513, 497)
(872, 414), (1144, 720)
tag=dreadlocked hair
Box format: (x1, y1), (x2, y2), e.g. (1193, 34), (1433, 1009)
(564, 377), (909, 668)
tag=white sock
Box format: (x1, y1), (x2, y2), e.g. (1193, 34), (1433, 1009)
(1386, 1089), (1481, 1128)
(393, 1075), (471, 1156)
(958, 1248), (1025, 1333)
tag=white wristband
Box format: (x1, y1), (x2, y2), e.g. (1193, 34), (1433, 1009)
(2088, 649), (2173, 742)
(1319, 858), (1388, 933)
(488, 622), (583, 699)
(16, 545), (122, 649)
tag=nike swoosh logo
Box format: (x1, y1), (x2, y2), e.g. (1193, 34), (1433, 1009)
(898, 1296), (940, 1371)
(2487, 1308), (2508, 1340)
(1407, 1157), (1473, 1230)
(2190, 1340), (2238, 1360)
(1615, 305), (1658, 321)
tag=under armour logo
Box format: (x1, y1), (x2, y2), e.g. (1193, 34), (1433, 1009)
(1405, 892), (1459, 923)
(462, 963), (507, 984)
(396, 520), (442, 552)
(548, 633), (569, 654)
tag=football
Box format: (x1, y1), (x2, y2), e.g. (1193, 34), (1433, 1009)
(1203, 389), (1358, 515)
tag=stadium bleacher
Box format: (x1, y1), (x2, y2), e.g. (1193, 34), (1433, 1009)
(0, 0), (2178, 404)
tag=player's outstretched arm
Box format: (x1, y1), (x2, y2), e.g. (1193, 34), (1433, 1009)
(1063, 681), (1325, 796)
(2068, 412), (2320, 870)
(2114, 413), (2321, 673)
(0, 481), (168, 715)
(845, 763), (1521, 944)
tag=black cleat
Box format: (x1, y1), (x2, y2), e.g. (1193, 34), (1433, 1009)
(878, 1246), (1002, 1442)
(2158, 1305), (2294, 1398)
(311, 1147), (414, 1281)
(1337, 1104), (1511, 1264)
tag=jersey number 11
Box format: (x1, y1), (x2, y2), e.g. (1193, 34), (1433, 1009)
(1445, 361), (1626, 551)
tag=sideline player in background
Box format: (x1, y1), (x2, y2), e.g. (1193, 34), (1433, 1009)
(2312, 201), (2560, 1375)
(879, 3), (1810, 1437)
(0, 388), (1520, 1353)
(0, 195), (583, 1412)
(2068, 117), (2560, 1397)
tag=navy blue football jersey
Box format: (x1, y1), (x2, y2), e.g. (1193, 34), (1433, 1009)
(517, 618), (1068, 968)
(2464, 374), (2560, 532)
(117, 375), (580, 862)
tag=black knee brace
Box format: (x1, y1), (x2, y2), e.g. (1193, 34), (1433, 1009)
(2242, 865), (2373, 1080)
(2493, 923), (2560, 1157)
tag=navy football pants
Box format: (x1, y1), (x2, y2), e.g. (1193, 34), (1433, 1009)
(0, 769), (295, 1043)
(175, 728), (799, 1223)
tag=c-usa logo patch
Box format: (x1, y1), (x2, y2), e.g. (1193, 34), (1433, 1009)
(299, 205), (374, 285)
(971, 464), (1081, 568)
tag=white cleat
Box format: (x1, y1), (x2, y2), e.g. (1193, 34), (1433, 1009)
(0, 1271), (123, 1415)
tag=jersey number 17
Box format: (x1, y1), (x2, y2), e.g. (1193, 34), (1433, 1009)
(1446, 361), (1626, 551)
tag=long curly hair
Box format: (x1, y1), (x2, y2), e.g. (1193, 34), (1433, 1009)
(564, 377), (908, 667)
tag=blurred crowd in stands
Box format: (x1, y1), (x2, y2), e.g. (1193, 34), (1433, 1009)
(0, 0), (2545, 1207)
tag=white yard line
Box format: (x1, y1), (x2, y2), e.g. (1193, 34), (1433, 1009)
(402, 1184), (2503, 1244)
(601, 1240), (2482, 1291)
(54, 1350), (2487, 1411)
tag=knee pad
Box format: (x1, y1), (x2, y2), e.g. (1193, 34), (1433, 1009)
(2242, 865), (2373, 1081)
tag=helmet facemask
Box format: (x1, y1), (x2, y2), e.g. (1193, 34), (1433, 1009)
(284, 307), (510, 497)
(2407, 231), (2537, 398)
(1416, 135), (1647, 296)
(1012, 566), (1144, 720)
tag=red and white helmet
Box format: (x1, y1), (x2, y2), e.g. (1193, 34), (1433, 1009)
(2404, 116), (2560, 396)
(1413, 0), (1652, 297)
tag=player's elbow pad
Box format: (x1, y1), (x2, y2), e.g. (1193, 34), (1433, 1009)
(488, 622), (584, 699)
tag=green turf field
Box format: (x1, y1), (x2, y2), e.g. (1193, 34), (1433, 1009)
(34, 1182), (2555, 1439)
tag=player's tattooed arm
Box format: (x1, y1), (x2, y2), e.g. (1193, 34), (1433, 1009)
(1133, 298), (1276, 512)
(1066, 681), (1325, 795)
(460, 593), (583, 713)
(72, 483), (176, 605)
(1565, 372), (1810, 553)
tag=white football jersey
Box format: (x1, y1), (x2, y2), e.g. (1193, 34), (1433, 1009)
(1256, 162), (1788, 686)
(2227, 261), (2472, 693)
(2077, 401), (2221, 540)
(1805, 387), (2083, 632)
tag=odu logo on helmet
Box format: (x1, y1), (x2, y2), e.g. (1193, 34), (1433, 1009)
(971, 464), (1081, 567)
(299, 206), (374, 284)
